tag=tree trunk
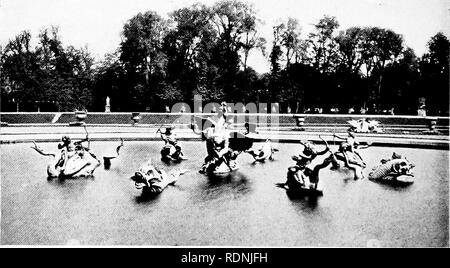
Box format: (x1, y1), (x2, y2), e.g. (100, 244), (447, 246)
(377, 74), (383, 105)
(244, 52), (248, 73)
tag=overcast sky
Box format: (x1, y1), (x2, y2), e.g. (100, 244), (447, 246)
(1, 0), (449, 73)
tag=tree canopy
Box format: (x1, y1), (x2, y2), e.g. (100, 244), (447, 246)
(1, 1), (448, 115)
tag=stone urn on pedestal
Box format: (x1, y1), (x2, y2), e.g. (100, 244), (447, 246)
(69, 110), (87, 126)
(131, 112), (141, 125)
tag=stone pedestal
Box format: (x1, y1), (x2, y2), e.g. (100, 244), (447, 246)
(429, 118), (438, 131)
(294, 116), (305, 131)
(69, 111), (87, 126)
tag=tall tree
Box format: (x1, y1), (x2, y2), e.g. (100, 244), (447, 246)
(210, 0), (260, 101)
(334, 27), (367, 111)
(418, 32), (449, 115)
(2, 30), (41, 111)
(164, 4), (215, 102)
(269, 24), (284, 100)
(308, 15), (340, 74)
(359, 27), (404, 110)
(120, 11), (169, 110)
(335, 27), (365, 75)
(93, 51), (125, 111)
(359, 27), (404, 77)
(382, 47), (419, 113)
(281, 18), (304, 67)
(36, 27), (95, 111)
(238, 8), (266, 72)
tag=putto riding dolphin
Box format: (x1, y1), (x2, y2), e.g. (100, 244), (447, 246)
(31, 126), (123, 178)
(130, 159), (189, 194)
(247, 139), (279, 162)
